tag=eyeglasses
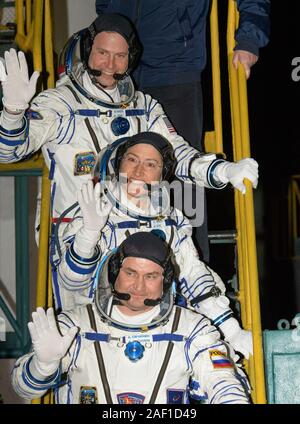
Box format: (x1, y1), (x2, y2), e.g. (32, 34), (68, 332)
(122, 153), (163, 171)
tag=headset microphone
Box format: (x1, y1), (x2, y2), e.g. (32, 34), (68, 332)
(113, 290), (131, 301)
(88, 67), (101, 77)
(113, 290), (162, 306)
(144, 298), (162, 306)
(88, 67), (126, 80)
(113, 72), (126, 80)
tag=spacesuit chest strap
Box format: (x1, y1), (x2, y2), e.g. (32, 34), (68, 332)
(65, 84), (82, 104)
(65, 84), (101, 154)
(86, 304), (113, 404)
(115, 218), (177, 230)
(149, 306), (182, 404)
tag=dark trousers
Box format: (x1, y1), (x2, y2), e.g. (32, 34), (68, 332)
(142, 81), (209, 262)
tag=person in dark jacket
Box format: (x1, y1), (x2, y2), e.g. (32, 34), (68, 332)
(95, 0), (270, 261)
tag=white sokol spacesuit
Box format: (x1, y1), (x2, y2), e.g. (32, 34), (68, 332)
(55, 134), (253, 359)
(0, 63), (206, 221)
(12, 233), (250, 404)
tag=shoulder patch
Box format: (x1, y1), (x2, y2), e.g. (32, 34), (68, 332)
(209, 349), (233, 369)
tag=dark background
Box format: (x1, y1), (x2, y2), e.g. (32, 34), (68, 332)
(204, 1), (300, 330)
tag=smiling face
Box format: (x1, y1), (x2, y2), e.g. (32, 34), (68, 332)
(114, 256), (164, 315)
(119, 143), (163, 199)
(88, 31), (129, 89)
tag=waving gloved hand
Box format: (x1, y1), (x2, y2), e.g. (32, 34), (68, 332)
(214, 158), (258, 194)
(220, 317), (253, 359)
(28, 307), (78, 376)
(74, 180), (112, 257)
(0, 48), (39, 113)
(77, 180), (112, 232)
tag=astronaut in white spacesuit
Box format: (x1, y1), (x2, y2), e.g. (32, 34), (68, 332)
(0, 13), (258, 231)
(56, 132), (252, 359)
(12, 232), (251, 404)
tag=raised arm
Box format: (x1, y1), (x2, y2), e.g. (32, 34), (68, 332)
(12, 308), (77, 400)
(58, 180), (111, 291)
(144, 93), (259, 194)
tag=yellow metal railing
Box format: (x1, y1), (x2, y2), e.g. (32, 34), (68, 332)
(11, 0), (54, 405)
(204, 0), (224, 154)
(16, 0), (54, 404)
(15, 0), (55, 88)
(44, 0), (55, 88)
(227, 0), (266, 404)
(13, 0), (54, 313)
(288, 175), (300, 257)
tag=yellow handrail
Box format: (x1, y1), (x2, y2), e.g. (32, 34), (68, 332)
(13, 0), (54, 313)
(44, 0), (55, 88)
(15, 0), (55, 88)
(227, 0), (266, 404)
(35, 163), (51, 308)
(0, 153), (43, 170)
(9, 0), (55, 404)
(15, 0), (34, 53)
(26, 0), (32, 35)
(206, 0), (223, 154)
(288, 175), (300, 257)
(32, 0), (43, 73)
(210, 0), (223, 153)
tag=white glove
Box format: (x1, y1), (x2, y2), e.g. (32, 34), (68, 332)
(220, 317), (253, 359)
(0, 48), (39, 112)
(77, 180), (112, 232)
(28, 307), (78, 376)
(214, 158), (258, 194)
(74, 180), (112, 257)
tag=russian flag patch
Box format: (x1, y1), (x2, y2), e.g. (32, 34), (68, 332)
(209, 349), (233, 369)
